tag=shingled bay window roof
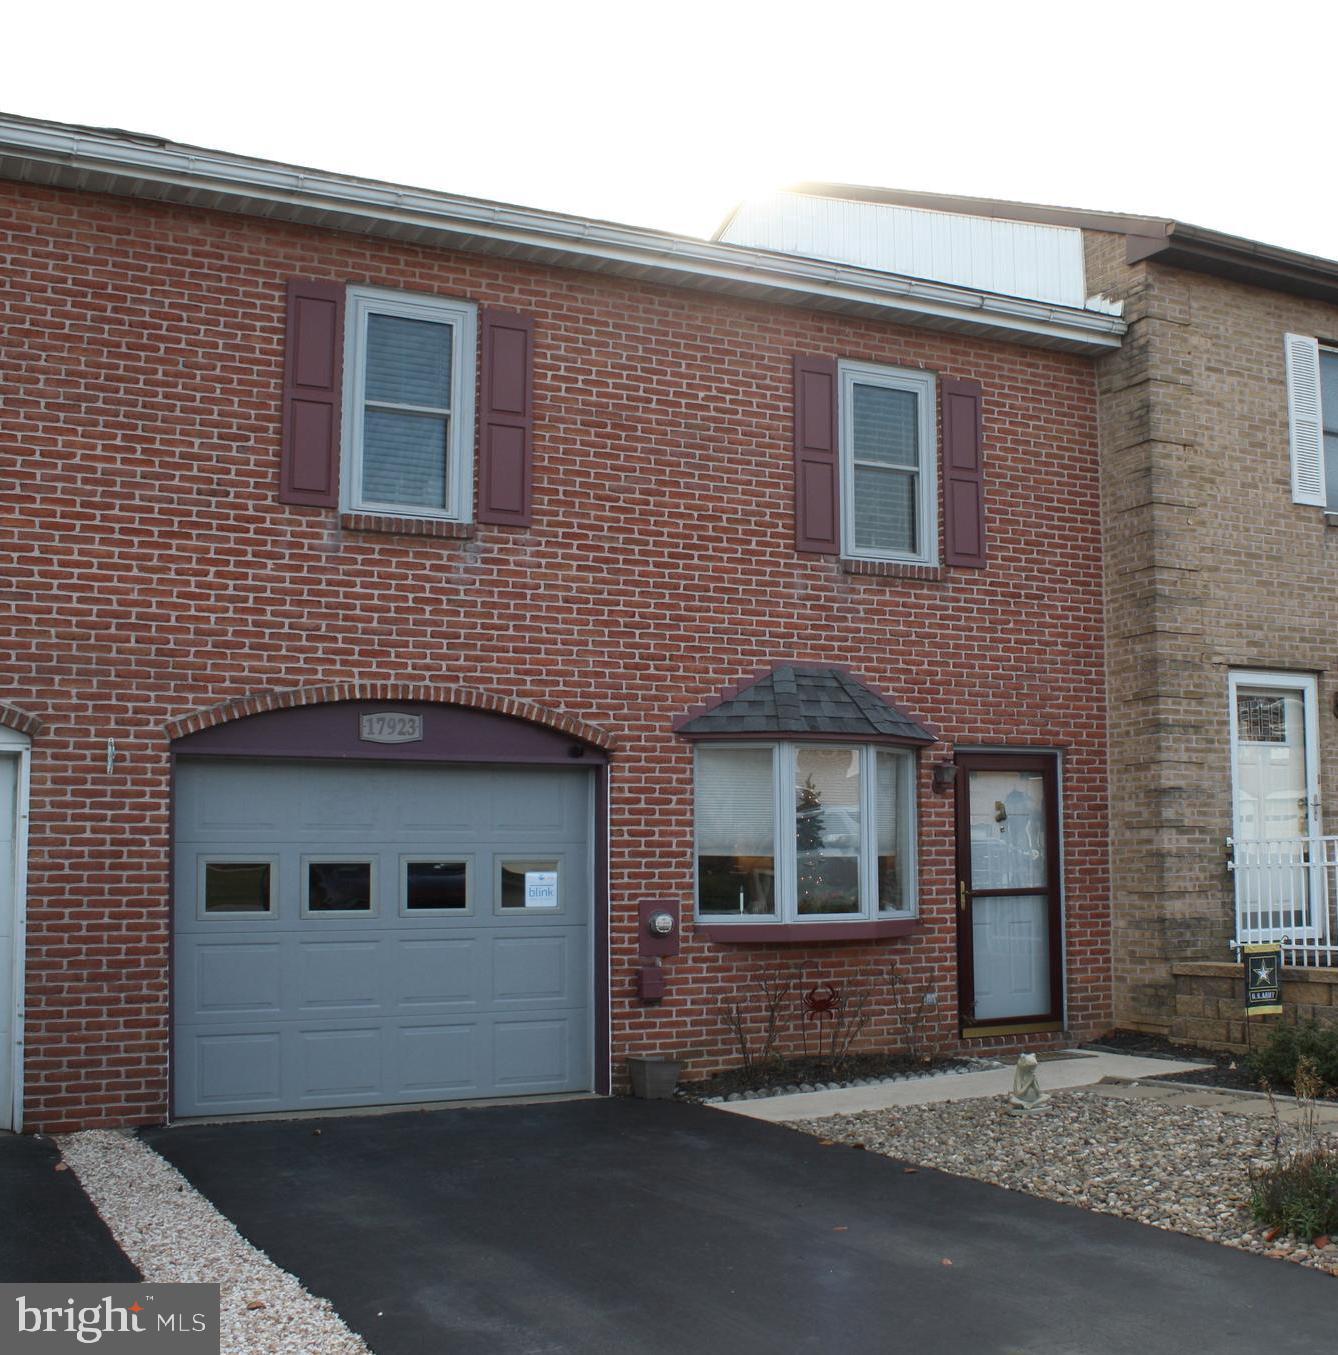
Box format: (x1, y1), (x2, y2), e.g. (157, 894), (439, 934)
(673, 665), (936, 744)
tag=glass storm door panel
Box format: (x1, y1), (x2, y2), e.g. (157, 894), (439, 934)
(956, 754), (1061, 1027)
(1233, 686), (1311, 843)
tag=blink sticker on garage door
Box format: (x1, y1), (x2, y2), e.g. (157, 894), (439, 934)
(358, 711), (423, 744)
(0, 1284), (219, 1352)
(526, 872), (558, 907)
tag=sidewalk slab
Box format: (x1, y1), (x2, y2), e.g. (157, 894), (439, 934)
(713, 1052), (1209, 1122)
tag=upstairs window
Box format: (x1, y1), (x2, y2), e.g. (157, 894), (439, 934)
(1284, 333), (1338, 512)
(1323, 346), (1338, 510)
(793, 356), (984, 568)
(841, 362), (937, 563)
(343, 288), (477, 520)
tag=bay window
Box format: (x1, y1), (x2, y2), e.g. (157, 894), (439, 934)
(695, 742), (916, 923)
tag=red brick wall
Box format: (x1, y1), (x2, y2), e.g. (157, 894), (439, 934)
(1, 183), (1112, 1130)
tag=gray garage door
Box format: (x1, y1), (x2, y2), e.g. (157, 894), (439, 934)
(173, 759), (594, 1117)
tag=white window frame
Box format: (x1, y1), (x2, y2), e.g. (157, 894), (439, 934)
(693, 741), (918, 925)
(839, 361), (938, 566)
(342, 286), (477, 522)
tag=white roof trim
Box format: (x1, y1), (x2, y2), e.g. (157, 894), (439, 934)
(0, 116), (1125, 353)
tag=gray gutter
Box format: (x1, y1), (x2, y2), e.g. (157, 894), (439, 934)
(1127, 223), (1338, 307)
(0, 114), (1124, 354)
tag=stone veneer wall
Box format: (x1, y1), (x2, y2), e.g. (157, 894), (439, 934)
(1171, 962), (1338, 1052)
(1085, 230), (1338, 1033)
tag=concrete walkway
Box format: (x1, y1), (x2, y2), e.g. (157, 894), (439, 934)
(1088, 1078), (1338, 1127)
(715, 1051), (1209, 1121)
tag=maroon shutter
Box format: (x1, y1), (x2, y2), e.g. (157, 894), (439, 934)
(793, 355), (840, 553)
(941, 376), (986, 567)
(280, 280), (344, 507)
(477, 308), (535, 526)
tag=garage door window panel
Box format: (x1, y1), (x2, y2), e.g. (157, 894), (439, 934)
(304, 858), (377, 915)
(401, 857), (472, 914)
(198, 856), (278, 918)
(497, 858), (562, 913)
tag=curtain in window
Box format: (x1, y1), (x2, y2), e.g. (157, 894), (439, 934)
(851, 383), (919, 553)
(875, 751), (904, 911)
(366, 314), (452, 406)
(362, 313), (453, 509)
(696, 747), (775, 915)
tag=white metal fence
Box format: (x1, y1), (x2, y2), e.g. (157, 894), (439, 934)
(1228, 835), (1338, 967)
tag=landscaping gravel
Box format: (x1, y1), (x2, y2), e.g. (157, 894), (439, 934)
(58, 1131), (369, 1355)
(791, 1090), (1338, 1276)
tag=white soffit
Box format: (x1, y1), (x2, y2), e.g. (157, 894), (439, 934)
(722, 191), (1120, 315)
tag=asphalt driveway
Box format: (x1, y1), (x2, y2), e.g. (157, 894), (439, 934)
(0, 1132), (138, 1283)
(145, 1098), (1334, 1355)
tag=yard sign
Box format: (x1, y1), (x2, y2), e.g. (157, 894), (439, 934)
(1242, 943), (1283, 1017)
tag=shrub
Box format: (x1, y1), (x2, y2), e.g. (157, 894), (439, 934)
(1249, 1147), (1338, 1240)
(1247, 1020), (1338, 1092)
(1248, 1058), (1338, 1241)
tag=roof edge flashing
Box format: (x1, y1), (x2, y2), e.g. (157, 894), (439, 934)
(0, 115), (1124, 353)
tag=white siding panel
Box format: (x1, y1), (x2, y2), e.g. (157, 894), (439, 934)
(722, 192), (1089, 308)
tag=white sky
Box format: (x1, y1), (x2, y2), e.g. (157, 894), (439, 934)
(7, 0), (1338, 259)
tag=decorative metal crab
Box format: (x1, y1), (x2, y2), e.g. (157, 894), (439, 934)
(802, 983), (840, 1020)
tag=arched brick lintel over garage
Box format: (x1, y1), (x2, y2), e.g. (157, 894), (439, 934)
(164, 682), (616, 753)
(167, 689), (612, 1115)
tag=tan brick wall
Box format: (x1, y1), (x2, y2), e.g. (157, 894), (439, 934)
(1088, 232), (1338, 1030)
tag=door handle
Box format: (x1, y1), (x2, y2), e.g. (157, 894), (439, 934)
(958, 880), (968, 912)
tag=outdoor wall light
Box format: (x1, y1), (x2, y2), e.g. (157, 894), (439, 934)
(932, 761), (959, 795)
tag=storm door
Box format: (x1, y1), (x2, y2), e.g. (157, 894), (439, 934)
(955, 753), (1063, 1032)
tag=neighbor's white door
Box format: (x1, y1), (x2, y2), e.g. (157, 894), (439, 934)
(1229, 671), (1321, 936)
(0, 754), (17, 1130)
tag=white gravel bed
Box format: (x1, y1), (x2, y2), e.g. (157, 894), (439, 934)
(57, 1131), (371, 1355)
(791, 1090), (1338, 1276)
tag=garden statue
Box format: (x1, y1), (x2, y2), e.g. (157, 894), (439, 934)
(1008, 1053), (1050, 1114)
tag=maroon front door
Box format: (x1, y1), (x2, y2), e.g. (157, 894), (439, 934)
(955, 753), (1063, 1030)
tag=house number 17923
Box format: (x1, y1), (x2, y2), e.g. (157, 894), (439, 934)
(359, 712), (424, 744)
